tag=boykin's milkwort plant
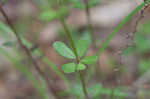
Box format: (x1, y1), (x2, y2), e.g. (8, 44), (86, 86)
(0, 0), (150, 99)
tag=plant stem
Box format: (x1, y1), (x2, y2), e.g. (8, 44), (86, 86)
(60, 18), (79, 61)
(79, 71), (89, 98)
(83, 0), (95, 44)
(111, 88), (115, 99)
(60, 18), (89, 99)
(0, 3), (59, 99)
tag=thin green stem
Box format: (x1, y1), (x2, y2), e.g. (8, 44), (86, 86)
(79, 71), (89, 98)
(111, 88), (115, 99)
(60, 18), (79, 61)
(60, 18), (89, 99)
(83, 0), (95, 44)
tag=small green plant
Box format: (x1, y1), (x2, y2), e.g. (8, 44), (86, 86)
(0, 0), (150, 99)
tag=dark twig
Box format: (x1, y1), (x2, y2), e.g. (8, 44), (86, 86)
(128, 0), (150, 41)
(119, 2), (150, 62)
(0, 3), (59, 99)
(114, 2), (150, 86)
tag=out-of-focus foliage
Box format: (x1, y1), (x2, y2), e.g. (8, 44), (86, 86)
(122, 46), (136, 56)
(69, 83), (127, 99)
(139, 21), (150, 34)
(0, 47), (49, 99)
(39, 7), (69, 21)
(123, 21), (150, 76)
(139, 59), (150, 75)
(135, 33), (150, 53)
(72, 0), (100, 9)
(123, 21), (150, 55)
(2, 41), (17, 47)
(0, 21), (49, 99)
(58, 28), (93, 44)
(38, 0), (101, 22)
(81, 55), (98, 65)
(0, 22), (14, 38)
(1, 0), (8, 4)
(75, 39), (89, 57)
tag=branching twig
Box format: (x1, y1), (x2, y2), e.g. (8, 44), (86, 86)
(118, 2), (150, 66)
(131, 0), (150, 90)
(127, 0), (150, 42)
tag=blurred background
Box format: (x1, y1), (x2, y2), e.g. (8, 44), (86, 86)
(0, 0), (150, 99)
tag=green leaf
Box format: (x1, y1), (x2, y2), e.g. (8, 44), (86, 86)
(72, 0), (100, 9)
(39, 7), (69, 22)
(0, 21), (14, 38)
(81, 55), (98, 64)
(88, 84), (102, 98)
(135, 34), (150, 52)
(122, 46), (136, 56)
(139, 21), (150, 34)
(48, 0), (72, 7)
(62, 63), (86, 73)
(139, 59), (150, 75)
(77, 63), (86, 70)
(21, 38), (32, 48)
(112, 89), (128, 97)
(88, 0), (100, 7)
(80, 31), (92, 44)
(57, 7), (69, 19)
(73, 3), (85, 9)
(62, 63), (76, 73)
(39, 10), (57, 21)
(71, 83), (84, 98)
(88, 84), (127, 98)
(53, 41), (76, 59)
(2, 41), (17, 47)
(76, 39), (89, 57)
(100, 88), (127, 97)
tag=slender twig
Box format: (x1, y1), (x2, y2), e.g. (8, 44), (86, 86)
(131, 0), (149, 39)
(60, 18), (89, 99)
(119, 1), (150, 65)
(116, 2), (149, 70)
(79, 71), (89, 98)
(97, 1), (150, 58)
(0, 3), (59, 99)
(85, 1), (150, 87)
(60, 18), (79, 61)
